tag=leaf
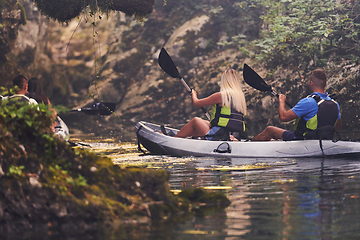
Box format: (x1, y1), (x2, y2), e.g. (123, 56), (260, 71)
(25, 120), (32, 127)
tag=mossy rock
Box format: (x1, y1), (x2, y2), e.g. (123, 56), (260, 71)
(0, 100), (230, 236)
(32, 0), (156, 22)
(33, 0), (83, 22)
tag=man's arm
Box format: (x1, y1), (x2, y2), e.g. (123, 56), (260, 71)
(278, 94), (298, 122)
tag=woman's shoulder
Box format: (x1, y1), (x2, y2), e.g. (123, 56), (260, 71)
(210, 92), (222, 102)
(211, 92), (222, 97)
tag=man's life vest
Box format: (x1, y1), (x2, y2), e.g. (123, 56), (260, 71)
(210, 104), (245, 133)
(293, 94), (339, 139)
(2, 94), (38, 106)
(7, 94), (32, 103)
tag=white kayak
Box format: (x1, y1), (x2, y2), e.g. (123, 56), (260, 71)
(55, 116), (69, 141)
(135, 121), (360, 158)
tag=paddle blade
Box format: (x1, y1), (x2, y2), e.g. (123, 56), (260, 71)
(102, 102), (116, 112)
(158, 47), (181, 79)
(243, 63), (272, 92)
(74, 102), (116, 116)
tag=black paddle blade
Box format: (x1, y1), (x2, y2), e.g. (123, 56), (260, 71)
(72, 102), (116, 115)
(158, 47), (181, 79)
(102, 102), (116, 112)
(88, 102), (115, 115)
(243, 63), (272, 92)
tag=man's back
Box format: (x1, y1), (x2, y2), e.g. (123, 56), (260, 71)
(2, 94), (38, 105)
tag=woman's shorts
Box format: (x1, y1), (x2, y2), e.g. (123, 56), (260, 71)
(205, 126), (221, 140)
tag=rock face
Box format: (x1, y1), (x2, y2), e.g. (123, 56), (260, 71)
(0, 0), (26, 84)
(3, 0), (360, 141)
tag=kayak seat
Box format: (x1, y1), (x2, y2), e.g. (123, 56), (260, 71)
(206, 127), (231, 141)
(305, 125), (338, 141)
(206, 127), (247, 141)
(160, 124), (176, 137)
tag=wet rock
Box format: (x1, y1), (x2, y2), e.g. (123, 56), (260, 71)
(29, 176), (41, 188)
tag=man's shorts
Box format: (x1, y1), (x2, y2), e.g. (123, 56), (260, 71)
(282, 130), (298, 141)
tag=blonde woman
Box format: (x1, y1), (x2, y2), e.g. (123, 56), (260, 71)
(174, 68), (247, 140)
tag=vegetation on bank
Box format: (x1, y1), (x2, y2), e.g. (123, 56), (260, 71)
(0, 99), (230, 236)
(255, 0), (360, 70)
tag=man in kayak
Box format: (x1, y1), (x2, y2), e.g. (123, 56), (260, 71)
(252, 69), (341, 141)
(3, 75), (38, 105)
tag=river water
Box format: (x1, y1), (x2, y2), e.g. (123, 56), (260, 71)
(70, 137), (360, 240)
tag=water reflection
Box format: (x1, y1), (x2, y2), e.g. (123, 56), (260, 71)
(69, 138), (360, 239)
(224, 178), (251, 238)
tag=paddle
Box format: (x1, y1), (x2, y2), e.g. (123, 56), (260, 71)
(243, 63), (293, 108)
(71, 102), (116, 115)
(158, 47), (211, 120)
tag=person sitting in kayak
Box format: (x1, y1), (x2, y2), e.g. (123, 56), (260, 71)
(252, 69), (342, 141)
(173, 68), (247, 140)
(26, 77), (58, 133)
(3, 75), (38, 105)
(26, 77), (52, 105)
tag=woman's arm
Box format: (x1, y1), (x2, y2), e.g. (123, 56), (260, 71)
(192, 91), (222, 108)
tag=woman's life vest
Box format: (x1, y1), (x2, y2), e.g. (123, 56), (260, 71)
(293, 94), (339, 139)
(210, 104), (245, 133)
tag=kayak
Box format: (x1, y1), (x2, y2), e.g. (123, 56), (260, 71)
(135, 121), (360, 158)
(55, 116), (70, 141)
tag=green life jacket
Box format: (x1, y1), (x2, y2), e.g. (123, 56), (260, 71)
(293, 94), (339, 139)
(210, 104), (245, 133)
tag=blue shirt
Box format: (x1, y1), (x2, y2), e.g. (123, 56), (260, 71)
(292, 92), (341, 121)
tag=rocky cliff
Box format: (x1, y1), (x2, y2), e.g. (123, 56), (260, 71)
(3, 0), (360, 141)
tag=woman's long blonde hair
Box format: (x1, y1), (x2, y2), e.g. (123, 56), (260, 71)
(219, 68), (247, 115)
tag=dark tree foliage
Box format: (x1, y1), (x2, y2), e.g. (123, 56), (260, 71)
(32, 0), (155, 22)
(255, 0), (360, 70)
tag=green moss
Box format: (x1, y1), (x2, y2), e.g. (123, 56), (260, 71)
(0, 100), (230, 233)
(178, 188), (231, 207)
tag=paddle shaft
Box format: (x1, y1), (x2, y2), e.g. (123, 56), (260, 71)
(271, 90), (293, 108)
(181, 78), (192, 93)
(158, 47), (210, 120)
(70, 108), (112, 115)
(181, 78), (211, 120)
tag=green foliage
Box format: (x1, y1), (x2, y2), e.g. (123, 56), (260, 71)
(6, 165), (25, 176)
(0, 99), (191, 223)
(66, 174), (88, 187)
(0, 100), (53, 137)
(254, 0), (360, 69)
(0, 100), (227, 224)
